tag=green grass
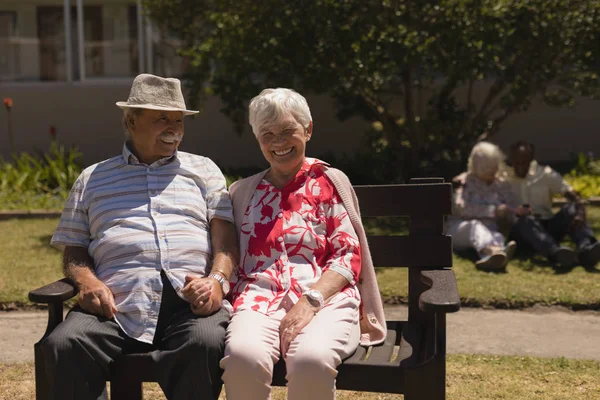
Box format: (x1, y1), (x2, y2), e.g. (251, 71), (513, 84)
(375, 207), (600, 309)
(1, 208), (599, 309)
(0, 218), (62, 305)
(1, 355), (598, 399)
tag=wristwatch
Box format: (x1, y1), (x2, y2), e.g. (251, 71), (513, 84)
(208, 273), (231, 296)
(304, 289), (324, 310)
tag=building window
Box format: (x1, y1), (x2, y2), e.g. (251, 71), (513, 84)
(153, 27), (189, 78)
(0, 1), (189, 83)
(0, 11), (19, 81)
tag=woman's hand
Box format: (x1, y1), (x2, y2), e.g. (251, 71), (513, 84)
(279, 297), (319, 358)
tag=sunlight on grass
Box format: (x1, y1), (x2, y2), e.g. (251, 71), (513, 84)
(1, 207), (599, 309)
(2, 355), (598, 400)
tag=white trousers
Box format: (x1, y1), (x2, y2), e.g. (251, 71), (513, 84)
(220, 298), (360, 400)
(446, 219), (506, 257)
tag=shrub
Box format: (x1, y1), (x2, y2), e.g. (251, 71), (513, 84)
(0, 142), (82, 210)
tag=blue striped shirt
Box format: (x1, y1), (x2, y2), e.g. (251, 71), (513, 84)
(51, 144), (234, 343)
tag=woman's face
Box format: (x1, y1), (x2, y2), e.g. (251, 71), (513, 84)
(256, 114), (312, 176)
(477, 165), (498, 184)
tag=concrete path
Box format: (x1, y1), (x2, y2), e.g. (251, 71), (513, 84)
(1, 305), (599, 364)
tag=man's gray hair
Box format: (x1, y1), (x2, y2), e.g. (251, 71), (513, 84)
(248, 88), (312, 136)
(467, 141), (505, 178)
(122, 108), (144, 140)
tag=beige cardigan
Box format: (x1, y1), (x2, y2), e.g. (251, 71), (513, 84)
(229, 166), (387, 346)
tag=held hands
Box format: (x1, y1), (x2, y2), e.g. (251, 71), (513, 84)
(77, 275), (118, 319)
(181, 275), (223, 316)
(279, 297), (320, 358)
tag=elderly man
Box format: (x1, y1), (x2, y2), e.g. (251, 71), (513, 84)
(41, 74), (238, 400)
(504, 140), (599, 268)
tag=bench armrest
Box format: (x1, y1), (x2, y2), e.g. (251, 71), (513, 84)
(418, 269), (460, 314)
(28, 278), (78, 304)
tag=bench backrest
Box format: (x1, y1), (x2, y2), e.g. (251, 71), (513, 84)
(353, 179), (453, 268)
(353, 178), (453, 323)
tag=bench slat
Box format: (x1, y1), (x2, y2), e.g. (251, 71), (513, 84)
(354, 184), (452, 217)
(368, 235), (453, 267)
(361, 330), (397, 365)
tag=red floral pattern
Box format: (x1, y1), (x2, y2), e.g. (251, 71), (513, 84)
(231, 158), (361, 314)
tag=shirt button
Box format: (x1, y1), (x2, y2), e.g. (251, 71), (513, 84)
(153, 212), (159, 217)
(277, 212), (283, 218)
(277, 237), (284, 243)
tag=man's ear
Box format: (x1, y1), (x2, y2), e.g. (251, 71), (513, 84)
(127, 115), (136, 132)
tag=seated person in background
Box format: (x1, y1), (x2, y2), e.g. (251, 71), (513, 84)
(503, 140), (600, 268)
(447, 142), (519, 271)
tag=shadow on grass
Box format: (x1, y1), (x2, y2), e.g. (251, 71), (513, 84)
(37, 234), (54, 247)
(453, 247), (600, 274)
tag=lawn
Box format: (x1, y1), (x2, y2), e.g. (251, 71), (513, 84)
(1, 355), (598, 400)
(373, 207), (600, 310)
(0, 208), (599, 309)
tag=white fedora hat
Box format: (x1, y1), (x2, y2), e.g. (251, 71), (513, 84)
(116, 73), (199, 115)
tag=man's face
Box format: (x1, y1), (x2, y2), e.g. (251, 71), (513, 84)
(129, 109), (184, 164)
(510, 146), (534, 178)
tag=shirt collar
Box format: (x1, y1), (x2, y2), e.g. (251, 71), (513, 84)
(122, 142), (179, 166)
(505, 160), (542, 181)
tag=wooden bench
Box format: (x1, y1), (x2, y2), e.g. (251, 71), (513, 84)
(29, 178), (460, 399)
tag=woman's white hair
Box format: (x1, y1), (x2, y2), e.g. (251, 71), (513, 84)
(248, 88), (312, 136)
(467, 141), (505, 178)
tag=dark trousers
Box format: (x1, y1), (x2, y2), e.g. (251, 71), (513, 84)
(510, 202), (597, 257)
(40, 271), (229, 400)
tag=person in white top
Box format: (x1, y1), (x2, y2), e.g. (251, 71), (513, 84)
(503, 140), (599, 268)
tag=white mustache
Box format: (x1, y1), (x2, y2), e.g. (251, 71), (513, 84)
(159, 132), (183, 142)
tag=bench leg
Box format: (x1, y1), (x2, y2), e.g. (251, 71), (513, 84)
(34, 342), (50, 400)
(110, 376), (143, 400)
(404, 358), (446, 400)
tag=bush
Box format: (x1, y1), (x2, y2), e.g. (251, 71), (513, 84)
(563, 152), (600, 198)
(0, 142), (83, 210)
(564, 175), (600, 199)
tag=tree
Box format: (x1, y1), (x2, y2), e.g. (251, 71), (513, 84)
(145, 0), (600, 182)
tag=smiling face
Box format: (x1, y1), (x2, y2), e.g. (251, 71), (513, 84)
(128, 109), (184, 164)
(257, 114), (312, 179)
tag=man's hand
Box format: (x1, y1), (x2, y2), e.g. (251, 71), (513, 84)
(77, 275), (118, 319)
(280, 297), (318, 358)
(182, 275), (223, 316)
(64, 245), (117, 319)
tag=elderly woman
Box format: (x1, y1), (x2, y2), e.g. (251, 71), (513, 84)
(447, 142), (519, 271)
(220, 88), (386, 400)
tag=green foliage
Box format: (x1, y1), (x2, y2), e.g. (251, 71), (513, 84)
(563, 152), (600, 198)
(564, 175), (600, 199)
(145, 0), (600, 182)
(0, 142), (83, 210)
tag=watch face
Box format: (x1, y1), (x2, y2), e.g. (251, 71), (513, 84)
(222, 280), (231, 296)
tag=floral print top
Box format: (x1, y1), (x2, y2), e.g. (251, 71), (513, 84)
(231, 158), (361, 314)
